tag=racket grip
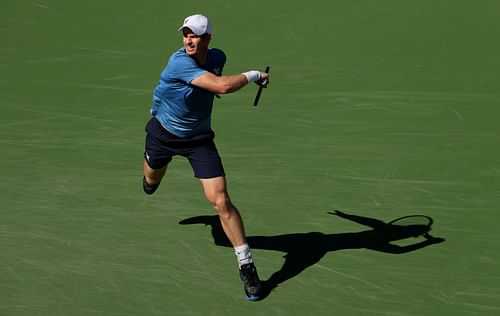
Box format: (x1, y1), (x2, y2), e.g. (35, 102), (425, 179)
(253, 66), (270, 106)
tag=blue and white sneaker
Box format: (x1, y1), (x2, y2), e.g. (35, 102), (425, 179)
(239, 263), (263, 301)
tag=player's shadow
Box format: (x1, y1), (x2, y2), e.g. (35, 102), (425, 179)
(179, 210), (445, 300)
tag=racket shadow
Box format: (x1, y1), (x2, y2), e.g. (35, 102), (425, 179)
(179, 210), (445, 300)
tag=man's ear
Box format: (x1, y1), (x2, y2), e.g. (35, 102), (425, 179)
(203, 33), (212, 41)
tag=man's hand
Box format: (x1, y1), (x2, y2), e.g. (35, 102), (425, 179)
(256, 72), (269, 88)
(329, 210), (346, 216)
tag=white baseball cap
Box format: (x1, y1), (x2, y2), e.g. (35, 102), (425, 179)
(177, 14), (212, 35)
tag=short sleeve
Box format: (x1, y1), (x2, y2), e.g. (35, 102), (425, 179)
(166, 51), (207, 84)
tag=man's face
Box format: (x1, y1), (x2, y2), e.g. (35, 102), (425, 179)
(182, 28), (210, 57)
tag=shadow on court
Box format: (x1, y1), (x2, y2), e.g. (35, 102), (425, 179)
(179, 210), (445, 300)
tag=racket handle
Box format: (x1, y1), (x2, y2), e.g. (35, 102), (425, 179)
(253, 66), (270, 106)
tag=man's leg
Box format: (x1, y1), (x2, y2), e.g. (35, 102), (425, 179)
(199, 176), (246, 247)
(199, 176), (263, 301)
(143, 117), (173, 195)
(143, 160), (167, 194)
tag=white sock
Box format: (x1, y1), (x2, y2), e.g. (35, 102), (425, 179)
(234, 243), (253, 268)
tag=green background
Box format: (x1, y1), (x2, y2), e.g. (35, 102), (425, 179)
(1, 0), (499, 315)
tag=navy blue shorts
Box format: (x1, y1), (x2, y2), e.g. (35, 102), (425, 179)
(144, 117), (225, 179)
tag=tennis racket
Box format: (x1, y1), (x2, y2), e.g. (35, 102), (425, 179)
(388, 215), (434, 238)
(253, 66), (270, 106)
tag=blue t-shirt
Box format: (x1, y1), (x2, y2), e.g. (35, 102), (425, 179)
(151, 48), (226, 138)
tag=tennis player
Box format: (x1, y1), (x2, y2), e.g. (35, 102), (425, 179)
(142, 14), (269, 301)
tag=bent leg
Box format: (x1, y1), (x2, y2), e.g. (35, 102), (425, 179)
(144, 160), (167, 185)
(143, 160), (167, 194)
(199, 176), (247, 247)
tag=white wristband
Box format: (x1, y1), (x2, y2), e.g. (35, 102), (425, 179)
(242, 70), (260, 83)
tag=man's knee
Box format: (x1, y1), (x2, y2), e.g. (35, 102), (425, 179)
(212, 196), (234, 215)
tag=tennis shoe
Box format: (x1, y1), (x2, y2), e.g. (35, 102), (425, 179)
(239, 262), (263, 301)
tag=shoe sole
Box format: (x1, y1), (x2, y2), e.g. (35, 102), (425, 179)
(245, 294), (261, 301)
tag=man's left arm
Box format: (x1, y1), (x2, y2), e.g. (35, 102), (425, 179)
(191, 71), (268, 95)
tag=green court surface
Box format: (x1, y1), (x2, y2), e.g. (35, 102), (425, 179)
(1, 1), (499, 315)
